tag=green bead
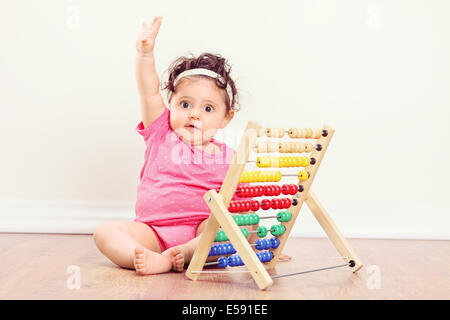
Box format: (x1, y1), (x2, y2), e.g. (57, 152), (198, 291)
(270, 225), (280, 236)
(233, 215), (242, 226)
(284, 211), (292, 222)
(215, 230), (224, 242)
(241, 228), (249, 238)
(276, 211), (285, 222)
(277, 211), (292, 222)
(249, 214), (260, 225)
(257, 226), (268, 237)
(243, 215), (250, 225)
(270, 224), (286, 236)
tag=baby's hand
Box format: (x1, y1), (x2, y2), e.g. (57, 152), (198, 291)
(136, 16), (163, 58)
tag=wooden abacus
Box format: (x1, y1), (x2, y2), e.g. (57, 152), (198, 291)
(186, 121), (363, 290)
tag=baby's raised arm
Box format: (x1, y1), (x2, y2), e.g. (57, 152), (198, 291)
(135, 16), (165, 128)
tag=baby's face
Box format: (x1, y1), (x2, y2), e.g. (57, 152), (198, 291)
(169, 77), (234, 147)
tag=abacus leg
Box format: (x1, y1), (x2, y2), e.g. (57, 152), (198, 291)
(305, 192), (363, 273)
(186, 215), (222, 281)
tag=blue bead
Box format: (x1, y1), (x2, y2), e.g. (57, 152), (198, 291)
(255, 239), (263, 250)
(264, 239), (271, 250)
(218, 257), (228, 268)
(228, 255), (237, 267)
(270, 238), (280, 249)
(229, 244), (236, 254)
(259, 252), (266, 262)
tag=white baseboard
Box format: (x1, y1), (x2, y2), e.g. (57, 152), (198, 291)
(0, 200), (135, 234)
(0, 200), (449, 240)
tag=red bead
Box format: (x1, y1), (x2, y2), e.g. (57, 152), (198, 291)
(281, 184), (288, 195)
(290, 184), (297, 195)
(257, 186), (264, 197)
(245, 200), (251, 211)
(274, 185), (281, 196)
(270, 186), (277, 196)
(270, 199), (278, 209)
(276, 199), (283, 209)
(228, 202), (235, 212)
(283, 198), (291, 208)
(261, 199), (271, 210)
(263, 186), (270, 196)
(285, 185), (291, 195)
(250, 200), (260, 211)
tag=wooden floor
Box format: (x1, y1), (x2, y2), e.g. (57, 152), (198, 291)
(0, 233), (449, 300)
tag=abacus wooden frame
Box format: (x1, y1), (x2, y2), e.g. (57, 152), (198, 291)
(185, 121), (363, 290)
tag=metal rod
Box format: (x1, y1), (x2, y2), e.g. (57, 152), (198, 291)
(259, 215), (277, 219)
(271, 263), (350, 279)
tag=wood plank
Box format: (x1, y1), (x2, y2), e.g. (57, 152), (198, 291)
(186, 121), (262, 281)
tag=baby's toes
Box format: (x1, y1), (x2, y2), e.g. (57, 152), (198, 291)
(174, 254), (185, 272)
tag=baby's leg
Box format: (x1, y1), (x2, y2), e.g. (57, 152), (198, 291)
(93, 221), (172, 274)
(162, 219), (210, 271)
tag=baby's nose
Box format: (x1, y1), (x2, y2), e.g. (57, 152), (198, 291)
(188, 110), (200, 120)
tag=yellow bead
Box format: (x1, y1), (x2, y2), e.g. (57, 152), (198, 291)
(256, 156), (270, 168)
(269, 157), (278, 168)
(298, 170), (309, 181)
(274, 171), (282, 182)
(303, 156), (310, 167)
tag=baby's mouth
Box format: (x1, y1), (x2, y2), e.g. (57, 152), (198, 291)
(185, 124), (201, 130)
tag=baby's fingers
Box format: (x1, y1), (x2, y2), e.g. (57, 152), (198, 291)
(141, 16), (162, 36)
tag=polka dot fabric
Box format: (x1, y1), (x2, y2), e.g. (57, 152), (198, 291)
(135, 108), (238, 251)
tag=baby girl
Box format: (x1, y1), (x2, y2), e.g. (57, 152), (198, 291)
(93, 16), (289, 275)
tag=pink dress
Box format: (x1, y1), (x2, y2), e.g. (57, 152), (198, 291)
(135, 107), (236, 251)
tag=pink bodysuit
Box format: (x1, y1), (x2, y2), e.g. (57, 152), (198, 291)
(135, 107), (236, 251)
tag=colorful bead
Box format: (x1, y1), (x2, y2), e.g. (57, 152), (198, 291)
(270, 224), (286, 236)
(215, 230), (228, 242)
(298, 170), (309, 181)
(270, 237), (280, 249)
(260, 199), (271, 210)
(256, 226), (268, 237)
(277, 211), (292, 222)
(217, 256), (228, 268)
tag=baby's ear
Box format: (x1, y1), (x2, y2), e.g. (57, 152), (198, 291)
(221, 110), (235, 128)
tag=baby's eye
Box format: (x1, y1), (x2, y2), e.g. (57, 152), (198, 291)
(180, 101), (190, 109)
(204, 105), (214, 113)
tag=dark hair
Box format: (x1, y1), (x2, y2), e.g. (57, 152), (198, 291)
(162, 52), (239, 112)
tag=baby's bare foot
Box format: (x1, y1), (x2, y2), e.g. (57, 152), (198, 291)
(162, 247), (184, 272)
(133, 246), (172, 275)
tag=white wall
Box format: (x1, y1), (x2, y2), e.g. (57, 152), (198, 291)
(1, 0), (449, 239)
